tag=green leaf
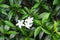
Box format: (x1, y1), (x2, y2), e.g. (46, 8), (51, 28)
(29, 38), (35, 40)
(53, 0), (60, 5)
(32, 3), (40, 9)
(0, 20), (3, 26)
(57, 32), (60, 36)
(6, 31), (18, 34)
(29, 29), (34, 37)
(9, 34), (16, 39)
(0, 4), (9, 8)
(4, 25), (10, 31)
(0, 36), (4, 40)
(0, 9), (7, 15)
(8, 10), (14, 20)
(41, 27), (50, 35)
(35, 0), (40, 3)
(53, 35), (59, 40)
(24, 7), (30, 14)
(21, 14), (28, 19)
(39, 12), (50, 19)
(54, 21), (57, 32)
(0, 0), (3, 3)
(40, 12), (50, 24)
(20, 27), (28, 36)
(44, 35), (51, 40)
(34, 26), (41, 37)
(9, 0), (14, 6)
(0, 26), (4, 33)
(4, 21), (16, 28)
(42, 4), (49, 11)
(34, 19), (41, 25)
(19, 9), (27, 14)
(56, 32), (60, 36)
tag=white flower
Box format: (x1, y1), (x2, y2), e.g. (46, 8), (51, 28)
(16, 20), (24, 28)
(16, 16), (34, 29)
(24, 16), (33, 29)
(25, 16), (33, 23)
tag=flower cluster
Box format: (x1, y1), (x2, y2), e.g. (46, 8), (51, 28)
(16, 16), (33, 29)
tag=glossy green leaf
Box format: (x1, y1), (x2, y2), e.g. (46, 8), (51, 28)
(41, 27), (50, 35)
(39, 12), (50, 19)
(34, 26), (41, 37)
(4, 25), (10, 31)
(6, 31), (18, 34)
(9, 34), (16, 39)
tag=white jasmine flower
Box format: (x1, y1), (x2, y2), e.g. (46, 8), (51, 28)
(16, 20), (24, 28)
(24, 16), (33, 29)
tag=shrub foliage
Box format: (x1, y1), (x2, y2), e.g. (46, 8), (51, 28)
(0, 0), (60, 40)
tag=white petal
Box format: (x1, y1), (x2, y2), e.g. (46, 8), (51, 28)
(16, 20), (24, 28)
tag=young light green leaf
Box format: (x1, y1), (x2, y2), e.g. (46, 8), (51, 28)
(56, 32), (60, 36)
(34, 26), (41, 37)
(54, 21), (57, 32)
(0, 4), (9, 8)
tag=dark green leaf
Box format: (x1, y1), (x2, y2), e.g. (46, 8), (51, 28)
(4, 21), (16, 28)
(53, 0), (60, 5)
